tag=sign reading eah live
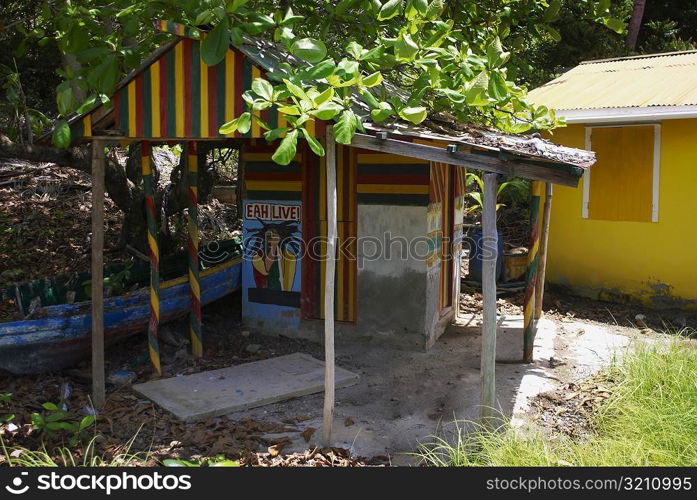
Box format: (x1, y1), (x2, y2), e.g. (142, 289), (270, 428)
(245, 203), (301, 222)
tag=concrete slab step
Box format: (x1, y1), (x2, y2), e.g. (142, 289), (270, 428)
(133, 353), (359, 422)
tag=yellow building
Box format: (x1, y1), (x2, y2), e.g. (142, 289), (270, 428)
(528, 51), (697, 309)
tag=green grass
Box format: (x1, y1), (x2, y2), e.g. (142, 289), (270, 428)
(1, 430), (150, 467)
(419, 338), (697, 466)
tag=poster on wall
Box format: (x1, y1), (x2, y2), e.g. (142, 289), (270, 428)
(243, 201), (302, 308)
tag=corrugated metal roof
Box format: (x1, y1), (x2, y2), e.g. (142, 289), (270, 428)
(528, 51), (697, 110)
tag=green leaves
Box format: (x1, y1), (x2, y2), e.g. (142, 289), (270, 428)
(361, 71), (383, 87)
(399, 106), (427, 124)
(543, 0), (562, 23)
(378, 0), (403, 21)
(395, 33), (419, 60)
(252, 79), (274, 101)
(370, 102), (394, 122)
(201, 21), (230, 66)
(301, 128), (325, 156)
(297, 59), (336, 80)
(92, 55), (119, 95)
(333, 110), (359, 144)
(486, 38), (510, 69)
(604, 18), (626, 34)
(56, 83), (73, 116)
(291, 38), (328, 63)
(52, 120), (71, 148)
(272, 129), (299, 165)
(219, 112), (251, 135)
(313, 101), (344, 120)
(466, 71), (490, 106)
(488, 71), (508, 101)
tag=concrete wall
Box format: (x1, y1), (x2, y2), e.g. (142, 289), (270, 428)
(546, 120), (697, 308)
(355, 204), (430, 346)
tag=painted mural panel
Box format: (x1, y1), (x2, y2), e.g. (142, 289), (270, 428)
(243, 201), (302, 309)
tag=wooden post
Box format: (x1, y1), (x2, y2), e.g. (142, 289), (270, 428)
(534, 183), (553, 319)
(322, 127), (337, 446)
(91, 140), (106, 409)
(523, 181), (544, 363)
(141, 142), (162, 375)
(480, 172), (498, 425)
(186, 142), (202, 358)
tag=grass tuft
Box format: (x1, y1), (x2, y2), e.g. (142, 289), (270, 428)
(419, 338), (697, 466)
(1, 427), (150, 467)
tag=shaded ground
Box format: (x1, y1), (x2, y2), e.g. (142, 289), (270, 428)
(0, 158), (240, 321)
(0, 287), (646, 466)
(0, 160), (122, 287)
(1, 164), (693, 465)
(460, 281), (697, 336)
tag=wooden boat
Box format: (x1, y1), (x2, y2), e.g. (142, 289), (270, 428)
(0, 240), (243, 374)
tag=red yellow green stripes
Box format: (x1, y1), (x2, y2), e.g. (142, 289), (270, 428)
(524, 180), (545, 363)
(186, 142), (202, 358)
(302, 144), (356, 322)
(141, 142), (162, 375)
(356, 151), (430, 206)
(437, 163), (453, 310)
(110, 38), (286, 140)
(153, 19), (200, 38)
(69, 114), (92, 139)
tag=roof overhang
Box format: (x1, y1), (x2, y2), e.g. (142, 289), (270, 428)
(558, 105), (697, 124)
(351, 131), (587, 187)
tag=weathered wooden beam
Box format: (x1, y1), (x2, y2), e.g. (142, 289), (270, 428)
(523, 181), (545, 363)
(535, 183), (553, 319)
(186, 142), (202, 358)
(350, 133), (583, 187)
(142, 142), (162, 375)
(91, 140), (106, 409)
(322, 127), (338, 446)
(480, 172), (499, 425)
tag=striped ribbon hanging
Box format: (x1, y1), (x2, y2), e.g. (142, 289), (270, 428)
(523, 181), (545, 363)
(141, 142), (162, 375)
(186, 142), (203, 357)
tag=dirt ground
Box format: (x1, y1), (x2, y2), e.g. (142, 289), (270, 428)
(1, 160), (694, 465)
(2, 283), (686, 466)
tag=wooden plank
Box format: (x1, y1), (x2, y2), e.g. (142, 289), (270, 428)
(350, 133), (583, 187)
(142, 142), (162, 375)
(480, 172), (498, 425)
(322, 127), (338, 446)
(523, 181), (544, 363)
(535, 183), (553, 319)
(91, 140), (106, 409)
(187, 142), (202, 357)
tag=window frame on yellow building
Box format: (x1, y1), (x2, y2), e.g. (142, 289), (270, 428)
(582, 123), (661, 223)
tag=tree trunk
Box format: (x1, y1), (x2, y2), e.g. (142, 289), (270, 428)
(626, 0), (647, 49)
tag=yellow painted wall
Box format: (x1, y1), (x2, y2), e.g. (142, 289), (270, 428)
(546, 120), (697, 308)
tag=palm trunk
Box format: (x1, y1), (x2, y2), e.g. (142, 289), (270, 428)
(625, 0), (647, 49)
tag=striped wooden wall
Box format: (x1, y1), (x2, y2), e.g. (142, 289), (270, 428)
(244, 140), (302, 201)
(428, 162), (466, 311)
(302, 144), (357, 322)
(356, 150), (430, 206)
(71, 33), (323, 140)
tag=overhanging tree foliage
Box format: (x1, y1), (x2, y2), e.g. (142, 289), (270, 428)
(0, 0), (629, 251)
(27, 1), (624, 156)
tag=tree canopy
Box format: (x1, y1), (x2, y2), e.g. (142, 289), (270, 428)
(2, 1), (694, 159)
(1, 1), (628, 155)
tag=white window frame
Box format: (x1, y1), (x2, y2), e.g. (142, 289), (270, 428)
(583, 123), (661, 222)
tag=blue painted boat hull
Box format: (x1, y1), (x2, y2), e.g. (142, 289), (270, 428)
(0, 258), (242, 374)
